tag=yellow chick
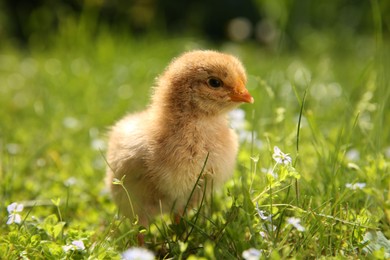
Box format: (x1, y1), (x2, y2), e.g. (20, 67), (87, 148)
(106, 50), (253, 225)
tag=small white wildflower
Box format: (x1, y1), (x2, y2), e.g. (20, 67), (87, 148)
(91, 138), (106, 151)
(346, 182), (366, 190)
(287, 217), (305, 232)
(7, 202), (24, 213)
(272, 146), (292, 165)
(229, 109), (246, 130)
(64, 177), (77, 187)
(257, 210), (269, 220)
(242, 248), (263, 260)
(229, 109), (263, 148)
(7, 202), (24, 225)
(72, 240), (85, 250)
(36, 158), (46, 167)
(63, 117), (80, 129)
(6, 143), (21, 155)
(121, 247), (155, 260)
(7, 213), (22, 225)
(346, 149), (360, 162)
(62, 240), (85, 252)
(256, 202), (272, 221)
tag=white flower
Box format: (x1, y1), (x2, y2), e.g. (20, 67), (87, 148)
(272, 146), (292, 165)
(6, 143), (21, 155)
(7, 202), (24, 214)
(63, 117), (80, 129)
(229, 109), (246, 130)
(7, 214), (22, 225)
(346, 149), (360, 161)
(229, 109), (263, 148)
(259, 231), (267, 238)
(287, 217), (305, 232)
(256, 202), (272, 221)
(242, 248), (263, 260)
(257, 210), (269, 220)
(64, 177), (77, 187)
(91, 138), (106, 151)
(121, 247), (155, 260)
(62, 240), (86, 252)
(346, 182), (366, 190)
(72, 240), (85, 250)
(7, 202), (24, 225)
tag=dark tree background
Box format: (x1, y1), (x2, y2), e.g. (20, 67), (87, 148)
(1, 0), (389, 47)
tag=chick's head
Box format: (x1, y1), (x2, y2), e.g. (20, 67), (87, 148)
(153, 50), (253, 116)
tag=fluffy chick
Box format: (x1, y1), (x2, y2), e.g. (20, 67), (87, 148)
(106, 50), (253, 225)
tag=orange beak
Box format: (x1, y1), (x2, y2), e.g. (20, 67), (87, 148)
(229, 85), (254, 104)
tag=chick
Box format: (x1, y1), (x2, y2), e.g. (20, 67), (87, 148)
(106, 50), (253, 225)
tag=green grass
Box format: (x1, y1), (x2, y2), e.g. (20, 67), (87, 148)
(1, 21), (389, 259)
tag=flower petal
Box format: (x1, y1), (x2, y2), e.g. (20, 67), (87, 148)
(273, 146), (281, 155)
(7, 215), (15, 225)
(121, 247), (155, 260)
(287, 217), (305, 232)
(15, 203), (24, 212)
(7, 202), (17, 213)
(242, 248), (262, 260)
(72, 240), (85, 250)
(14, 214), (22, 224)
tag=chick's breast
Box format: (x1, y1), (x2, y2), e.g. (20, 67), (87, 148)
(146, 116), (239, 208)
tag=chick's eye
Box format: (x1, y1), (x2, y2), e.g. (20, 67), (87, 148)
(207, 77), (223, 88)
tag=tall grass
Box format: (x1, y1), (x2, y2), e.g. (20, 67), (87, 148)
(0, 11), (389, 259)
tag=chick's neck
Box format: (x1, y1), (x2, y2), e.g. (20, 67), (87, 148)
(148, 103), (229, 161)
(149, 102), (225, 128)
(150, 90), (229, 123)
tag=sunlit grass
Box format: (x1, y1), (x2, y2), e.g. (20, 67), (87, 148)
(0, 21), (389, 259)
